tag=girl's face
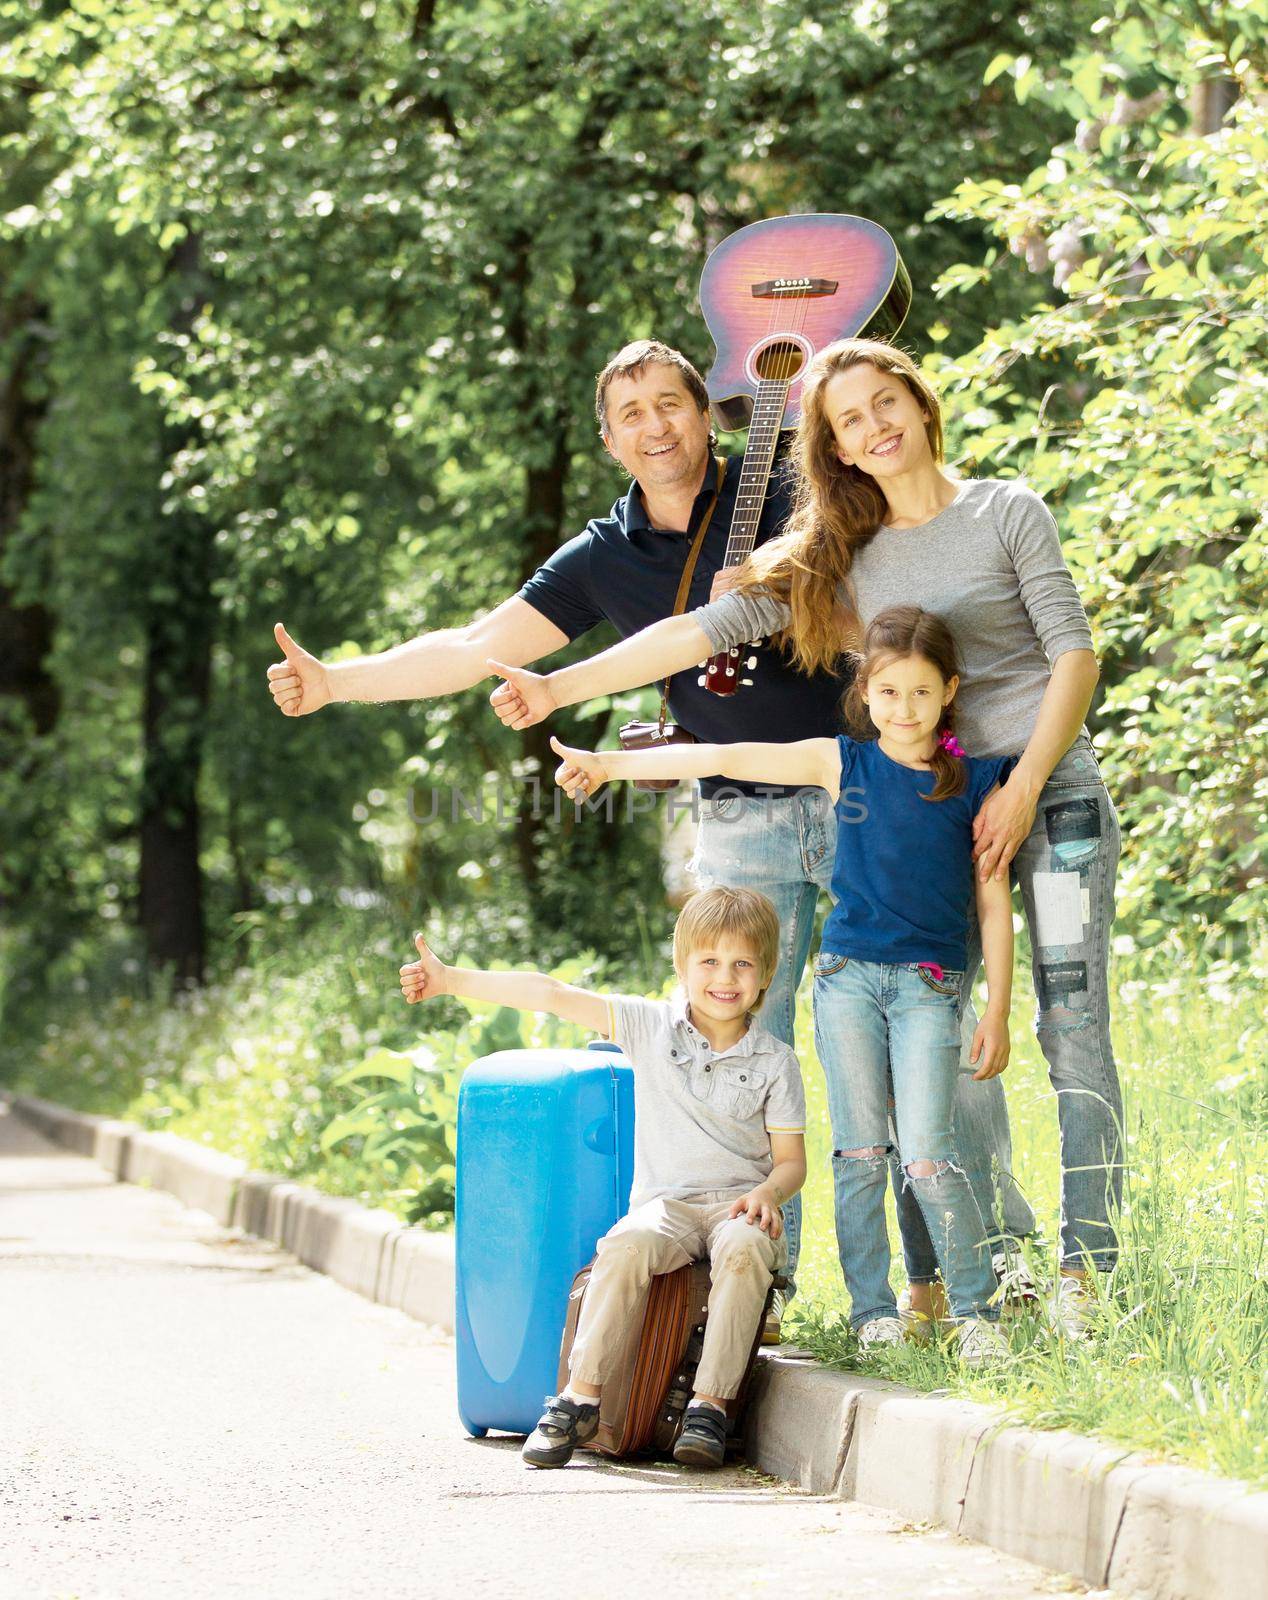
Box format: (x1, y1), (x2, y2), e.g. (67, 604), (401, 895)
(862, 651), (957, 753)
(822, 363), (933, 479)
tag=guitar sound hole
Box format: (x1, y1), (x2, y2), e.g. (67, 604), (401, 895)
(754, 339), (805, 382)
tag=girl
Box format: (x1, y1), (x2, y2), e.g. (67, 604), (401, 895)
(490, 336), (1121, 1340)
(548, 605), (1013, 1363)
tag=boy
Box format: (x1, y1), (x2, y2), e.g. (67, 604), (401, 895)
(399, 885), (807, 1470)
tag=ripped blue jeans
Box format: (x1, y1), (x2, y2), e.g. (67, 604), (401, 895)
(896, 734), (1123, 1277)
(813, 953), (998, 1327)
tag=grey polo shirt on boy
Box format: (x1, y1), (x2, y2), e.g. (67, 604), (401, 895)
(604, 993), (806, 1210)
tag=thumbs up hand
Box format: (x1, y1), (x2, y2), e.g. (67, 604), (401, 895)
(488, 660), (558, 730)
(550, 736), (610, 803)
(399, 932), (451, 1003)
(268, 622), (333, 717)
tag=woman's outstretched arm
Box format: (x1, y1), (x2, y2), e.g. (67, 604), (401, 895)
(488, 588), (794, 731)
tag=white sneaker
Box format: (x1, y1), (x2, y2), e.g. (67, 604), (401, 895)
(955, 1319), (1010, 1367)
(856, 1316), (904, 1350)
(1048, 1274), (1098, 1341)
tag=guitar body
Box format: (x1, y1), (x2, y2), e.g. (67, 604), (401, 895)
(694, 213), (911, 697)
(700, 213), (912, 433)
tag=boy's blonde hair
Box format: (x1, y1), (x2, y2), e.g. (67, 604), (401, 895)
(672, 886), (781, 1013)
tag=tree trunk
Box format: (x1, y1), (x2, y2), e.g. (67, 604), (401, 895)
(137, 234), (215, 986)
(0, 289), (59, 739)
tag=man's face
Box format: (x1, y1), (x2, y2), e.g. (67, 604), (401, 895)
(601, 365), (712, 493)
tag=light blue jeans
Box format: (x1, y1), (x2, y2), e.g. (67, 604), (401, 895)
(896, 734), (1123, 1277)
(691, 786), (1036, 1294)
(813, 954), (999, 1326)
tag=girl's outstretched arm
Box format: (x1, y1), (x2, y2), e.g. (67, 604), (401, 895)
(549, 735), (839, 802)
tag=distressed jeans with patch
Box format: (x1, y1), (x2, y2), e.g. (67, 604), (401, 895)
(812, 955), (998, 1327)
(568, 1194), (786, 1400)
(896, 734), (1124, 1277)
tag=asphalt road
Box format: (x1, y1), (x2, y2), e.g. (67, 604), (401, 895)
(0, 1102), (1100, 1600)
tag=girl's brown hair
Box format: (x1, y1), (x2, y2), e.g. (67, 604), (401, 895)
(847, 605), (966, 801)
(735, 338), (945, 677)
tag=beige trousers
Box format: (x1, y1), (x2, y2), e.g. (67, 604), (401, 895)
(568, 1194), (786, 1401)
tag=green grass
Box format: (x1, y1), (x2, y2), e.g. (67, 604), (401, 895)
(2, 916), (1264, 1484)
(787, 935), (1268, 1488)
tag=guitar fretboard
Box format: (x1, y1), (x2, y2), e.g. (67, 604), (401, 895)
(723, 377), (792, 568)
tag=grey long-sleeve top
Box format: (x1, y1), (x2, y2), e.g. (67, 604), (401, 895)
(693, 478), (1095, 760)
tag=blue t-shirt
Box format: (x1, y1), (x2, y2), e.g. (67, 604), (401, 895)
(517, 454), (852, 798)
(821, 736), (1015, 971)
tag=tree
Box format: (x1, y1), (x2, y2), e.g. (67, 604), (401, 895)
(927, 0), (1267, 936)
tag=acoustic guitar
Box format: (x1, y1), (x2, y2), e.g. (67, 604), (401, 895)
(696, 213), (911, 696)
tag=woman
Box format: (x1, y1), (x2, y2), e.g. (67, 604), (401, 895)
(490, 337), (1122, 1336)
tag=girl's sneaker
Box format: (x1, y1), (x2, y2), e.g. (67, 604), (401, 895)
(856, 1316), (904, 1350)
(955, 1319), (1010, 1367)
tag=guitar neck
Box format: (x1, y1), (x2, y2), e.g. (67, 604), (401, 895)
(722, 378), (791, 568)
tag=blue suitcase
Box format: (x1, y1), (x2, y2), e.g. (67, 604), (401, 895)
(455, 1041), (634, 1436)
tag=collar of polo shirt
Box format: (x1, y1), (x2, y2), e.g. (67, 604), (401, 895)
(669, 992), (767, 1058)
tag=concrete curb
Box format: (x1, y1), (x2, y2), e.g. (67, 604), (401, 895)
(7, 1090), (1265, 1600)
(744, 1352), (1268, 1600)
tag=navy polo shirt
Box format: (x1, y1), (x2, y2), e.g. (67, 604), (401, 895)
(822, 737), (1016, 970)
(518, 454), (851, 797)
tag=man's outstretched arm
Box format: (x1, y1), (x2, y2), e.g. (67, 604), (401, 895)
(267, 597), (571, 716)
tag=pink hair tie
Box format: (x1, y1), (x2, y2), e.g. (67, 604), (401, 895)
(938, 729), (965, 757)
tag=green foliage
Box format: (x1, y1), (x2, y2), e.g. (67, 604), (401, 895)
(925, 0), (1268, 936)
(1, 0), (1088, 1000)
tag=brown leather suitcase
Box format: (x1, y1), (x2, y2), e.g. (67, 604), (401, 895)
(555, 1257), (775, 1459)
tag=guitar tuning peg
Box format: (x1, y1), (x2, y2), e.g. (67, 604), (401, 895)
(745, 656), (757, 670)
(740, 678), (754, 687)
(697, 674), (707, 687)
(725, 666), (736, 677)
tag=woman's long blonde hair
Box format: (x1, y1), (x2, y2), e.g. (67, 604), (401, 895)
(737, 338), (945, 677)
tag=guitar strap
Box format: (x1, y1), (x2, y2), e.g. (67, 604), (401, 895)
(655, 455), (725, 734)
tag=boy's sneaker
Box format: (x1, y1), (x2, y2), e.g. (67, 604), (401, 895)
(761, 1289), (786, 1346)
(955, 1319), (1010, 1367)
(856, 1316), (904, 1350)
(672, 1403), (728, 1468)
(521, 1393), (600, 1468)
(1048, 1274), (1099, 1342)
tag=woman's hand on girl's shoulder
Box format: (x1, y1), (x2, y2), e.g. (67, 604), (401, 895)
(968, 1010), (1010, 1080)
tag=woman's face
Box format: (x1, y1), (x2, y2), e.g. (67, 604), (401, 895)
(821, 363), (932, 479)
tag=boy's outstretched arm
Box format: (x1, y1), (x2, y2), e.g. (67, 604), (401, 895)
(399, 934), (610, 1035)
(549, 736), (839, 803)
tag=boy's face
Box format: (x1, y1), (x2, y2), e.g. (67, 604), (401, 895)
(680, 935), (767, 1028)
